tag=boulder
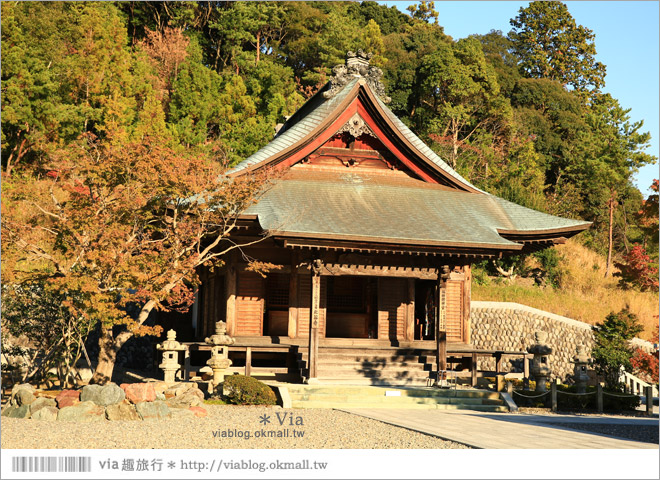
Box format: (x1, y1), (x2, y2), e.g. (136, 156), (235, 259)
(57, 401), (105, 422)
(30, 397), (57, 415)
(188, 406), (208, 418)
(151, 382), (169, 397)
(10, 383), (35, 406)
(105, 403), (140, 421)
(81, 383), (125, 406)
(2, 404), (31, 419)
(15, 389), (36, 406)
(164, 382), (196, 398)
(165, 388), (204, 408)
(120, 383), (156, 404)
(31, 406), (59, 421)
(135, 401), (171, 421)
(169, 408), (195, 419)
(55, 389), (80, 409)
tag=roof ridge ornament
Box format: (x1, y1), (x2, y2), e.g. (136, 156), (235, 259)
(323, 49), (391, 103)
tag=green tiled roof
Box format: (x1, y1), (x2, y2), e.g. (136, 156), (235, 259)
(228, 72), (590, 247)
(230, 78), (479, 193)
(228, 79), (360, 175)
(245, 172), (589, 248)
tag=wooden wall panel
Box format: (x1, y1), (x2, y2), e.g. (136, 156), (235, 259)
(297, 274), (310, 338)
(446, 279), (464, 342)
(377, 278), (406, 340)
(235, 272), (264, 336)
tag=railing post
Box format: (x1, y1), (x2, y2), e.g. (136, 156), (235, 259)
(245, 347), (252, 377)
(507, 381), (513, 394)
(551, 381), (557, 412)
(645, 386), (653, 417)
(597, 384), (603, 413)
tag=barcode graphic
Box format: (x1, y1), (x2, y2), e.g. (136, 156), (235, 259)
(11, 456), (91, 473)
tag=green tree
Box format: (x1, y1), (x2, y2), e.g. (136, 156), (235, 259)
(417, 37), (512, 173)
(592, 309), (643, 390)
(509, 1), (606, 94)
(570, 93), (655, 275)
(407, 1), (439, 24)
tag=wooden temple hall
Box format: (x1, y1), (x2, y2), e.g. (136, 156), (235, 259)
(172, 51), (590, 385)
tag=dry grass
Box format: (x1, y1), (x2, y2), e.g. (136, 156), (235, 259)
(473, 239), (659, 341)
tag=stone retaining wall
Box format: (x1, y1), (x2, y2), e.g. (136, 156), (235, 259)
(470, 301), (656, 382)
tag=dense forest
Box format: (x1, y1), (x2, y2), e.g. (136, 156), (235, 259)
(1, 2), (658, 380)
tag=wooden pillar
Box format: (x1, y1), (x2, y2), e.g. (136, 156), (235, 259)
(551, 381), (558, 412)
(645, 386), (653, 416)
(471, 353), (478, 387)
(495, 352), (503, 374)
(405, 278), (415, 341)
(307, 265), (321, 383)
(225, 262), (237, 337)
(462, 264), (471, 344)
(288, 252), (299, 339)
(523, 354), (530, 380)
(435, 267), (449, 385)
(245, 347), (252, 377)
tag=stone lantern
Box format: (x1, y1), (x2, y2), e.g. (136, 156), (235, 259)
(572, 345), (592, 394)
(527, 331), (552, 392)
(205, 321), (234, 388)
(157, 329), (186, 385)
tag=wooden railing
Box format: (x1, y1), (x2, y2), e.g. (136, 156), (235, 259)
(620, 370), (658, 398)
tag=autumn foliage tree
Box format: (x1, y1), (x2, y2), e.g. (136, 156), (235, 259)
(1, 133), (270, 383)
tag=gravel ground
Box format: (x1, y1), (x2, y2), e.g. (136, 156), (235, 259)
(1, 405), (469, 449)
(548, 422), (659, 444)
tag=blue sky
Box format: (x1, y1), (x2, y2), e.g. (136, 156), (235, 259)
(379, 1), (659, 196)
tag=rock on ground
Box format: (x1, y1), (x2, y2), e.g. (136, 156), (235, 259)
(165, 389), (204, 408)
(2, 404), (30, 419)
(30, 397), (57, 415)
(81, 384), (125, 406)
(55, 390), (80, 409)
(15, 389), (36, 406)
(135, 401), (171, 421)
(120, 383), (156, 404)
(31, 406), (59, 421)
(105, 403), (141, 421)
(57, 401), (105, 422)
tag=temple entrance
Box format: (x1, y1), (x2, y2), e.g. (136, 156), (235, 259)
(325, 276), (377, 338)
(415, 279), (436, 340)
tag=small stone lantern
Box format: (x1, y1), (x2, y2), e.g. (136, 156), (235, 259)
(205, 321), (234, 387)
(157, 329), (186, 385)
(572, 345), (592, 394)
(527, 331), (553, 392)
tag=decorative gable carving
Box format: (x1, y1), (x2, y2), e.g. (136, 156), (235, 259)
(323, 49), (391, 103)
(336, 113), (376, 139)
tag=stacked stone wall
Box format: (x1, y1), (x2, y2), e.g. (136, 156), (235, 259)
(470, 301), (656, 382)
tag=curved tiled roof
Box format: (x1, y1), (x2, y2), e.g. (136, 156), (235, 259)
(245, 171), (590, 249)
(228, 79), (360, 175)
(228, 71), (590, 248)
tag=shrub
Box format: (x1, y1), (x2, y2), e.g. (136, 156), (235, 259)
(533, 247), (564, 288)
(222, 375), (277, 406)
(592, 308), (643, 390)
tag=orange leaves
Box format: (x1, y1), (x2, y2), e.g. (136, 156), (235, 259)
(139, 27), (190, 100)
(3, 126), (269, 358)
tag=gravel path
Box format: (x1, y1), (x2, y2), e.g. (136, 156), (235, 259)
(1, 405), (469, 449)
